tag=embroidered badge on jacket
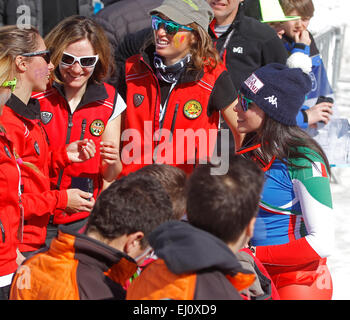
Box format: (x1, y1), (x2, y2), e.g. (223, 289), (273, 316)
(41, 111), (53, 125)
(183, 100), (202, 119)
(133, 94), (144, 107)
(90, 120), (105, 137)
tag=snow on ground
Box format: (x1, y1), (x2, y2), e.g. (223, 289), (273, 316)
(309, 0), (350, 300)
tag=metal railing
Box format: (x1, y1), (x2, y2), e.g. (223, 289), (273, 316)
(313, 24), (346, 92)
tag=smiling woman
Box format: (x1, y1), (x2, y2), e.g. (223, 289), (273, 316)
(0, 25), (99, 261)
(120, 0), (241, 177)
(36, 16), (126, 241)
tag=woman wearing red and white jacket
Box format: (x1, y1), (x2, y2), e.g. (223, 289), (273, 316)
(0, 69), (23, 300)
(121, 0), (240, 176)
(37, 16), (125, 240)
(0, 26), (96, 257)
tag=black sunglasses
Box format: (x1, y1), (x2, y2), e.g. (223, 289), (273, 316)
(21, 49), (51, 64)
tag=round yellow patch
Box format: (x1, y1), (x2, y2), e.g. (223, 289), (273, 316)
(90, 119), (105, 137)
(183, 100), (202, 119)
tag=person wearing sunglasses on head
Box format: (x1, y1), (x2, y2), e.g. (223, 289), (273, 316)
(0, 25), (97, 261)
(234, 60), (334, 300)
(120, 0), (241, 176)
(36, 16), (126, 242)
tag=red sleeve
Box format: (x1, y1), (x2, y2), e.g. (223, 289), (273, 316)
(255, 237), (321, 266)
(21, 189), (67, 220)
(48, 146), (72, 177)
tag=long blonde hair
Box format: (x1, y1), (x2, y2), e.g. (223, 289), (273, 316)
(0, 25), (39, 130)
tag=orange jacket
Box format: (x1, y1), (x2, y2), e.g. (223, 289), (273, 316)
(10, 228), (138, 300)
(127, 221), (255, 300)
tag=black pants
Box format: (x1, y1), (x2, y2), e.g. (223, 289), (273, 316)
(0, 284), (10, 300)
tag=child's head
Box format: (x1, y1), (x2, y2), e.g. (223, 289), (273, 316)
(85, 173), (173, 261)
(131, 164), (187, 220)
(186, 155), (264, 250)
(279, 0), (314, 38)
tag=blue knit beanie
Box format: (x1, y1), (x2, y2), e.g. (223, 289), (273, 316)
(239, 63), (312, 126)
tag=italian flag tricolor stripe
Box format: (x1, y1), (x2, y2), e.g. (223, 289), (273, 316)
(312, 162), (328, 178)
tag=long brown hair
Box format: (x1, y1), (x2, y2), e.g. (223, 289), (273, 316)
(242, 115), (331, 175)
(187, 23), (221, 72)
(44, 15), (115, 84)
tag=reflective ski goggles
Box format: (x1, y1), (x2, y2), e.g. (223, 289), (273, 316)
(21, 49), (51, 64)
(1, 77), (17, 92)
(151, 15), (193, 35)
(60, 52), (99, 68)
(238, 91), (254, 112)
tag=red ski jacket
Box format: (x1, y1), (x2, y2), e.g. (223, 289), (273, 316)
(1, 95), (69, 252)
(0, 128), (22, 276)
(121, 54), (226, 176)
(35, 82), (117, 224)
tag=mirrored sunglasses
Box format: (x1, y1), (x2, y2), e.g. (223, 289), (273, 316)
(21, 50), (51, 64)
(60, 52), (99, 68)
(1, 77), (17, 92)
(238, 91), (254, 112)
(151, 15), (193, 35)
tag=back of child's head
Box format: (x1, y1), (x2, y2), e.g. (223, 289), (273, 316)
(186, 155), (264, 244)
(131, 164), (187, 220)
(86, 173), (173, 248)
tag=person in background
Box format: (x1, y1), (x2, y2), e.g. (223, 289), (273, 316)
(126, 155), (266, 300)
(37, 16), (126, 243)
(279, 0), (334, 128)
(120, 0), (240, 177)
(0, 25), (97, 258)
(206, 0), (289, 153)
(235, 62), (334, 299)
(10, 173), (173, 300)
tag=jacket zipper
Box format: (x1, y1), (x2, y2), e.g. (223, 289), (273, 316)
(0, 219), (5, 243)
(80, 119), (87, 140)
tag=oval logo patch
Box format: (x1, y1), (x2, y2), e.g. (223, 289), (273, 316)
(183, 100), (202, 119)
(90, 119), (105, 137)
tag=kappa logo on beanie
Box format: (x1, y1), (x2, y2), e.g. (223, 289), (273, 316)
(264, 95), (278, 108)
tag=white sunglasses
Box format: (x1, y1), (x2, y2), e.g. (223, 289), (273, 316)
(60, 52), (99, 68)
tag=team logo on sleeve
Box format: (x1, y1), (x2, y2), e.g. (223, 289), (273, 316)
(133, 94), (144, 107)
(183, 100), (202, 119)
(90, 120), (105, 137)
(41, 111), (53, 125)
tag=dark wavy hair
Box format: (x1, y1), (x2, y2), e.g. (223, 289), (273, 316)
(85, 174), (173, 248)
